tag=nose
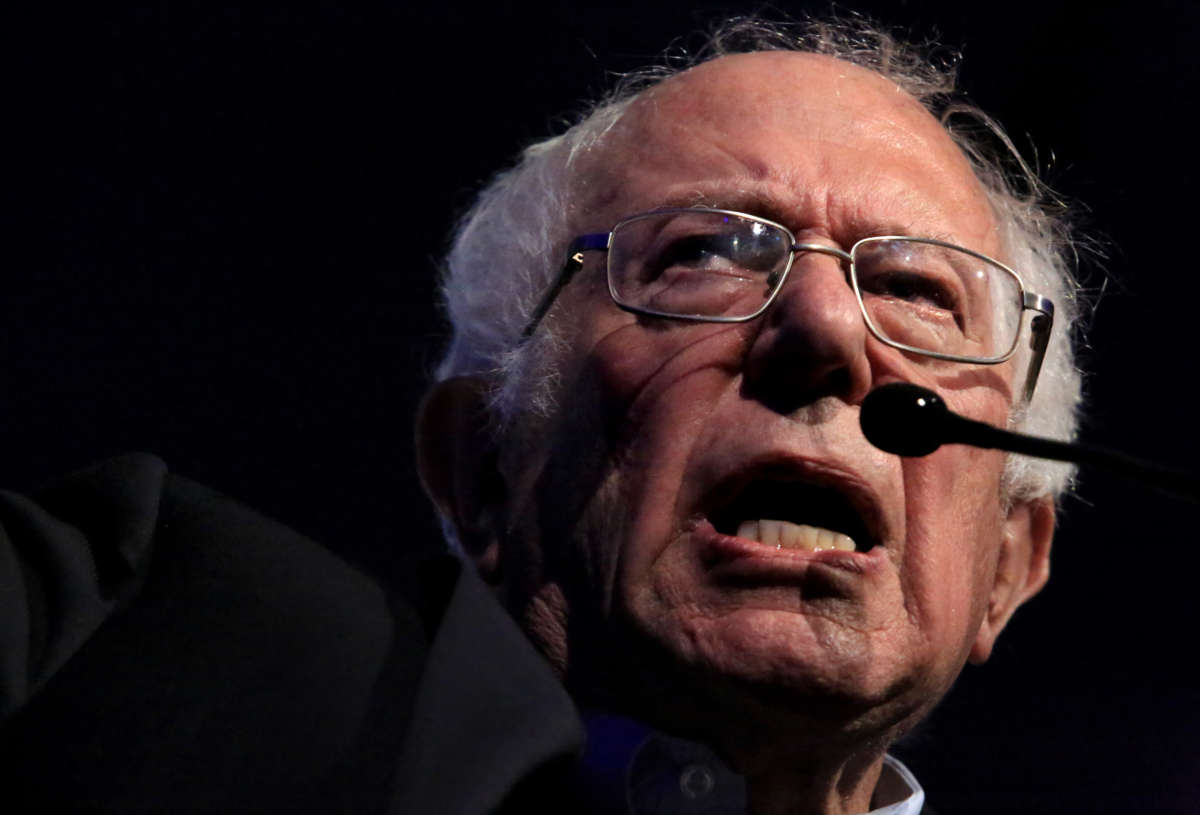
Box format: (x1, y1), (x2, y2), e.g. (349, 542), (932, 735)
(741, 249), (873, 412)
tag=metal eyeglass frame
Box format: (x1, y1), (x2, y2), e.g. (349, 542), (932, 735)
(520, 207), (1055, 403)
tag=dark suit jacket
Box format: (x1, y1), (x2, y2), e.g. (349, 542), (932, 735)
(0, 455), (584, 813)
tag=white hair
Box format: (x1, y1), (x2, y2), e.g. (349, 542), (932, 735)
(435, 16), (1085, 506)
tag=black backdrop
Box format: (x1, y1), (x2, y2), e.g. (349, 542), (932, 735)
(7, 2), (1199, 812)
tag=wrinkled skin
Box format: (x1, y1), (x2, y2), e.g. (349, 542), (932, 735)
(420, 52), (1053, 815)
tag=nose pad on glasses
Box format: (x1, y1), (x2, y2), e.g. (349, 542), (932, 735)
(740, 253), (873, 412)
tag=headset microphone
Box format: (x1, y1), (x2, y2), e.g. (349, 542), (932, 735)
(859, 383), (1200, 502)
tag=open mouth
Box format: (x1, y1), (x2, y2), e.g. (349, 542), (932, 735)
(706, 478), (879, 553)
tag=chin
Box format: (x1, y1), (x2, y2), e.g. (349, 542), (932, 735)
(607, 600), (934, 750)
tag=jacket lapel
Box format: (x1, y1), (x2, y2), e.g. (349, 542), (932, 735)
(391, 562), (584, 813)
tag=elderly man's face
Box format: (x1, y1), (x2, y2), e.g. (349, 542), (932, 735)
(438, 52), (1052, 751)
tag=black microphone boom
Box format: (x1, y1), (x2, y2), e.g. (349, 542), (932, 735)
(860, 383), (1200, 503)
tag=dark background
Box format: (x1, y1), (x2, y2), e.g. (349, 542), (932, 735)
(7, 2), (1198, 812)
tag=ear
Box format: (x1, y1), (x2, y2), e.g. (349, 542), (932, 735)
(969, 496), (1054, 664)
(414, 376), (506, 581)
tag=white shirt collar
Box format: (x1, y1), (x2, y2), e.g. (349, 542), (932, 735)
(870, 755), (925, 815)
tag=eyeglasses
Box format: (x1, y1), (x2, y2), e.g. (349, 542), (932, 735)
(522, 208), (1055, 402)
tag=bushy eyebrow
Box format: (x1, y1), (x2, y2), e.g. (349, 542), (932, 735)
(650, 188), (794, 225)
(645, 187), (960, 245)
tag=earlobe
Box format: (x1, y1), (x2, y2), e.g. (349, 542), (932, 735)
(414, 375), (506, 582)
(969, 496), (1054, 664)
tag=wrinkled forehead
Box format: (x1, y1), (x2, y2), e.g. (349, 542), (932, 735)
(574, 52), (997, 249)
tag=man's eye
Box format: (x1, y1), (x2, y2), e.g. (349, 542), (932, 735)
(657, 234), (727, 269)
(860, 270), (960, 313)
(654, 231), (779, 274)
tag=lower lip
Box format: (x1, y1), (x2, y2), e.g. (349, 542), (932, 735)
(696, 520), (886, 579)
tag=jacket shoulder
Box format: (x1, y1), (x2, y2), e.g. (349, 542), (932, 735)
(0, 455), (429, 813)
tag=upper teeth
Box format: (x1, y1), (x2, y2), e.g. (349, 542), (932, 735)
(735, 519), (856, 552)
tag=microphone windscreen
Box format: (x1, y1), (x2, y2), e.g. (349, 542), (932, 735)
(860, 383), (948, 457)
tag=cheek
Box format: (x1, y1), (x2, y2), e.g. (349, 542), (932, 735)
(587, 320), (747, 417)
(899, 382), (1011, 606)
(564, 309), (751, 478)
(564, 321), (750, 585)
(900, 445), (1006, 657)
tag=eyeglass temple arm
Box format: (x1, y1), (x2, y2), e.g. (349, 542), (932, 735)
(1020, 292), (1055, 404)
(521, 233), (610, 339)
